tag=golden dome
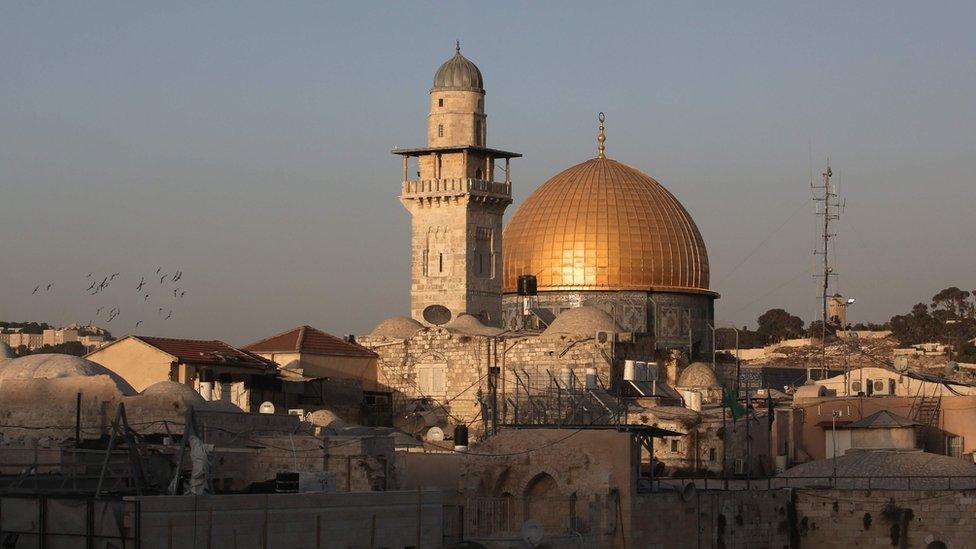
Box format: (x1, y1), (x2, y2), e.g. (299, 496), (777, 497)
(503, 156), (711, 294)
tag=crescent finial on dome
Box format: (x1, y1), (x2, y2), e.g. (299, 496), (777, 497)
(597, 112), (606, 159)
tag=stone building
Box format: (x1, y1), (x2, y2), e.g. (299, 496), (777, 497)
(501, 115), (717, 356)
(85, 335), (277, 411)
(360, 306), (666, 439)
(391, 42), (520, 326)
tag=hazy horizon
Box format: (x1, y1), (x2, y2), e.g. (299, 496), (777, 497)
(2, 2), (974, 346)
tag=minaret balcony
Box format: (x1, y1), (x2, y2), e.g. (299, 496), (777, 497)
(401, 178), (512, 200)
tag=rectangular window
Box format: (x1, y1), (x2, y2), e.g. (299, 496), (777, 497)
(438, 124), (444, 137)
(947, 435), (964, 458)
(417, 364), (447, 400)
(709, 448), (717, 462)
(670, 439), (679, 452)
(438, 98), (443, 107)
(438, 253), (444, 273)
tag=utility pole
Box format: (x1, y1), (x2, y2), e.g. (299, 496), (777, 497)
(813, 160), (842, 379)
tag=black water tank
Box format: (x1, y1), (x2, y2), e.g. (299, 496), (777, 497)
(453, 425), (469, 447)
(517, 275), (538, 296)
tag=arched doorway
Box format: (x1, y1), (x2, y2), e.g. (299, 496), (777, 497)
(523, 473), (562, 530)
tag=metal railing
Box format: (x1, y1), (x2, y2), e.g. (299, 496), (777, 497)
(651, 475), (976, 492)
(401, 178), (511, 197)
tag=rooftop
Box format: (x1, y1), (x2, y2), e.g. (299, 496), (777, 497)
(244, 325), (377, 358)
(125, 336), (276, 369)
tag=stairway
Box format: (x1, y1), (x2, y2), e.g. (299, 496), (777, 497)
(912, 395), (942, 450)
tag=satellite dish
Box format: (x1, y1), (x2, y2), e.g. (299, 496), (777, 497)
(425, 426), (445, 442)
(423, 304), (452, 326)
(520, 519), (544, 547)
(894, 355), (910, 373)
(680, 482), (697, 502)
(259, 401), (275, 414)
(945, 361), (959, 376)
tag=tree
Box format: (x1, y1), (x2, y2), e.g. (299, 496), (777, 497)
(931, 287), (973, 319)
(756, 308), (805, 343)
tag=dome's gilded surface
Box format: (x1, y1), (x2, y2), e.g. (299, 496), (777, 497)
(503, 157), (710, 293)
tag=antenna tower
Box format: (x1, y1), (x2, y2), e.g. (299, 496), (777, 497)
(812, 160), (842, 378)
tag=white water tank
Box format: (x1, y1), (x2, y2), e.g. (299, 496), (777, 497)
(774, 455), (788, 474)
(585, 367), (598, 389)
(683, 390), (702, 412)
(645, 362), (659, 381)
(623, 360), (637, 381)
(560, 367), (574, 389)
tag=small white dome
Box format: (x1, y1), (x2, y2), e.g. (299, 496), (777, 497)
(542, 306), (621, 338)
(370, 316), (424, 339)
(0, 353), (135, 395)
(677, 362), (721, 388)
(445, 314), (504, 336)
(141, 380), (206, 405)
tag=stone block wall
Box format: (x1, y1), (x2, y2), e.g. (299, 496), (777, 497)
(793, 489), (968, 547)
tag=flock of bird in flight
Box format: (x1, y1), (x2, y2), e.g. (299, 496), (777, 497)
(31, 267), (188, 332)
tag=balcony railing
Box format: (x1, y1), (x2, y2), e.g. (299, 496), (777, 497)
(401, 178), (511, 198)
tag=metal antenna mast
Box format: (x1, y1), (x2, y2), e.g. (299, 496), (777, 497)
(812, 160), (841, 378)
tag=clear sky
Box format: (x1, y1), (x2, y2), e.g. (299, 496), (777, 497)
(2, 2), (974, 345)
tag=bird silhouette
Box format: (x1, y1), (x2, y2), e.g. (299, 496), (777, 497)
(179, 290), (186, 298)
(32, 285), (39, 294)
(136, 277), (146, 291)
(155, 267), (161, 275)
(87, 280), (97, 291)
(96, 306), (105, 315)
(46, 283), (54, 291)
(86, 272), (93, 278)
(110, 273), (120, 281)
(173, 287), (181, 297)
(135, 320), (143, 328)
(144, 294), (150, 301)
(159, 274), (167, 284)
(164, 310), (172, 320)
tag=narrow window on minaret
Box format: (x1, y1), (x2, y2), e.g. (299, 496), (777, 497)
(438, 125), (444, 137)
(439, 253), (444, 273)
(438, 98), (444, 107)
(475, 120), (482, 144)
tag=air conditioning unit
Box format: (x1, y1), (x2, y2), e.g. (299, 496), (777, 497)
(595, 330), (616, 344)
(288, 409), (307, 419)
(732, 458), (747, 476)
(275, 471), (337, 493)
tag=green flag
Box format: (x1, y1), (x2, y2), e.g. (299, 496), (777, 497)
(724, 387), (745, 422)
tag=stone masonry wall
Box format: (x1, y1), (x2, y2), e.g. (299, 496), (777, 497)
(793, 489), (971, 547)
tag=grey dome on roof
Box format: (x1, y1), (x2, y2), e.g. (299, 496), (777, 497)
(141, 380), (206, 405)
(371, 316), (425, 339)
(445, 313), (504, 336)
(677, 362), (721, 388)
(432, 45), (484, 91)
(0, 353), (136, 395)
(783, 449), (976, 479)
(542, 306), (621, 338)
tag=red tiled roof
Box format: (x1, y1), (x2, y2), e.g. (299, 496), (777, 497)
(243, 325), (378, 358)
(134, 336), (276, 369)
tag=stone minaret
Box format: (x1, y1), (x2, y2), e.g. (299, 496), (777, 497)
(393, 43), (520, 326)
